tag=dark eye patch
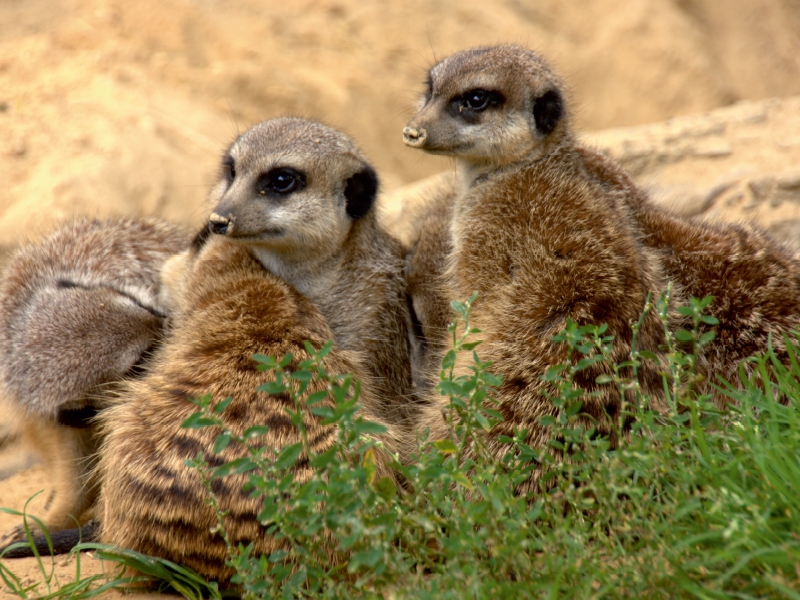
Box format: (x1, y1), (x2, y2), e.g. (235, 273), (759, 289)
(447, 89), (505, 123)
(256, 167), (306, 197)
(344, 165), (378, 220)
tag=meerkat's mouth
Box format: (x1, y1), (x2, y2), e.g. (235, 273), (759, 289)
(423, 140), (479, 157)
(228, 227), (286, 241)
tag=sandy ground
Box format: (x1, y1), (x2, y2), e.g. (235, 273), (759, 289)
(1, 0), (800, 595)
(0, 443), (163, 599)
(0, 460), (151, 599)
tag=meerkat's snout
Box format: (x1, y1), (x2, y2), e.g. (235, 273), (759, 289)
(403, 126), (428, 148)
(209, 213), (233, 235)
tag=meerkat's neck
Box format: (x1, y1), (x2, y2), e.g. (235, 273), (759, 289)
(457, 160), (496, 189)
(249, 246), (342, 302)
(455, 150), (538, 189)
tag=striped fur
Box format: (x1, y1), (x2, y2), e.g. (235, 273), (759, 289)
(97, 236), (399, 583)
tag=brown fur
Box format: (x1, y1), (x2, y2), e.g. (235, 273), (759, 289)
(97, 235), (399, 584)
(403, 45), (800, 491)
(203, 118), (421, 428)
(0, 217), (189, 542)
(579, 147), (800, 394)
(403, 45), (674, 492)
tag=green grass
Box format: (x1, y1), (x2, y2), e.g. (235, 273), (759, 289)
(0, 504), (221, 600)
(2, 293), (799, 599)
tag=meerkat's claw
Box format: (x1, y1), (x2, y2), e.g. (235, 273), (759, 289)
(0, 524), (31, 549)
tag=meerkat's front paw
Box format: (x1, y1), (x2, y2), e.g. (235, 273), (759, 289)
(0, 523), (35, 549)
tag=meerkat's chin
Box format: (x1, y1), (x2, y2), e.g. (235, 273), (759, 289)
(411, 146), (450, 155)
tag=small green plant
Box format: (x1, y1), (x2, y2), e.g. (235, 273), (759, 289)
(3, 292), (799, 599)
(183, 340), (404, 598)
(0, 496), (103, 599)
(434, 292), (505, 463)
(656, 287), (720, 409)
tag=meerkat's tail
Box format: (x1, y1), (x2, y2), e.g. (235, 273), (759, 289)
(0, 520), (98, 558)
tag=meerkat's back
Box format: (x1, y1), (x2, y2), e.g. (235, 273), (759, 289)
(578, 145), (800, 392)
(0, 217), (189, 418)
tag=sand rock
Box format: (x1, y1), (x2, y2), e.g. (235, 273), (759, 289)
(585, 97), (800, 247)
(2, 0), (800, 251)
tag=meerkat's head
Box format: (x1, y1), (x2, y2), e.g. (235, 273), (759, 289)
(403, 45), (570, 174)
(206, 117), (379, 269)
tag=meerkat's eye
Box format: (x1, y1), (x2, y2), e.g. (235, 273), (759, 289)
(449, 89), (504, 121)
(222, 156), (235, 183)
(257, 167), (306, 196)
(464, 89), (490, 111)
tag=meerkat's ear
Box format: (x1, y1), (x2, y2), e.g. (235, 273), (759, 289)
(532, 89), (563, 136)
(344, 165), (379, 220)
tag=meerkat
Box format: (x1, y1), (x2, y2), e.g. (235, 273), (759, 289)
(402, 45), (800, 472)
(402, 45), (675, 491)
(576, 147), (800, 394)
(0, 217), (189, 546)
(400, 180), (458, 380)
(98, 227), (400, 584)
(202, 117), (420, 429)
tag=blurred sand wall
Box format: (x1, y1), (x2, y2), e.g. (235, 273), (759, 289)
(0, 0), (798, 246)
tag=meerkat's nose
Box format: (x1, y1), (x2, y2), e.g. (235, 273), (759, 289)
(403, 126), (428, 148)
(209, 213), (233, 235)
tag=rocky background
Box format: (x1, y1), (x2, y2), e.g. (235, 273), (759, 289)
(1, 0), (800, 250)
(0, 0), (799, 594)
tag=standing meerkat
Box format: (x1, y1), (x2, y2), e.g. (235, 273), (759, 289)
(97, 142), (402, 582)
(402, 44), (800, 406)
(0, 217), (190, 544)
(402, 45), (672, 490)
(202, 117), (421, 429)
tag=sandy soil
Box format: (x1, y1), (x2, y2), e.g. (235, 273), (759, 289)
(0, 443), (152, 599)
(1, 0), (800, 595)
